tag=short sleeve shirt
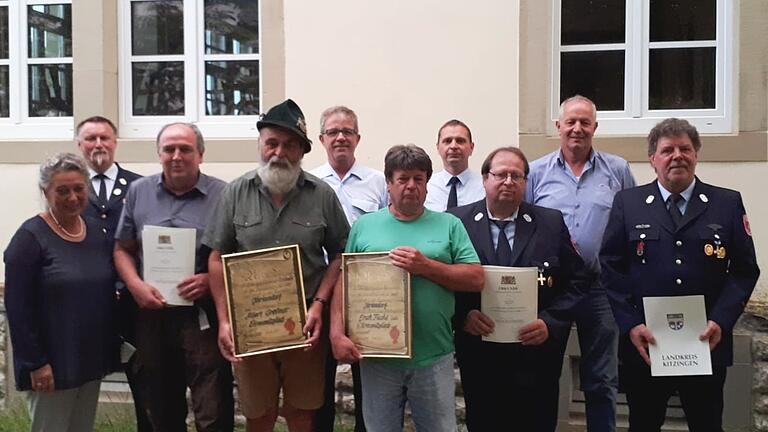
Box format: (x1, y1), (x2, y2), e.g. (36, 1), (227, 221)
(202, 170), (350, 300)
(345, 208), (479, 368)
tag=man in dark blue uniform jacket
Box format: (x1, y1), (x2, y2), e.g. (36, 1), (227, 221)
(600, 118), (760, 432)
(449, 147), (591, 432)
(76, 116), (147, 431)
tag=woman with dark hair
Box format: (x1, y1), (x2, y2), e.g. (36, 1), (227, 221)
(4, 152), (118, 431)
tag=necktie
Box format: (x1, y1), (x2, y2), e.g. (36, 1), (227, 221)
(668, 193), (684, 227)
(492, 220), (512, 265)
(96, 174), (108, 204)
(447, 176), (459, 209)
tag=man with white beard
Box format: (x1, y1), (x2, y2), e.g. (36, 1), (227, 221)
(204, 99), (350, 432)
(75, 116), (149, 431)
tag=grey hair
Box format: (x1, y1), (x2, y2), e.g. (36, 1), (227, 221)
(319, 106), (359, 133)
(156, 122), (205, 154)
(558, 95), (597, 120)
(39, 152), (89, 191)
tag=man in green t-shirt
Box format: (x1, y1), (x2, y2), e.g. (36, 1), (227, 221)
(330, 144), (484, 432)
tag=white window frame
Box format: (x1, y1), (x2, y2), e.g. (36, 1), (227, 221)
(118, 0), (261, 139)
(0, 0), (73, 140)
(552, 0), (734, 135)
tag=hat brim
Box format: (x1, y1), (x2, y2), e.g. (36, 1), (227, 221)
(257, 120), (312, 153)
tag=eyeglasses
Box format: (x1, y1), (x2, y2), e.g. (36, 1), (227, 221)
(487, 171), (526, 184)
(322, 128), (358, 138)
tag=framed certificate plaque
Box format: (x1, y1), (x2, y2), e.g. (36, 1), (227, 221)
(222, 245), (309, 357)
(342, 252), (411, 358)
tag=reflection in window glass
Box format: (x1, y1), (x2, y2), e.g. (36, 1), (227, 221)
(0, 65), (8, 117)
(132, 1), (184, 56)
(649, 48), (715, 110)
(0, 7), (8, 59)
(651, 0), (715, 42)
(205, 61), (259, 115)
(205, 0), (259, 54)
(132, 62), (185, 116)
(28, 4), (72, 58)
(561, 0), (624, 45)
(561, 51), (624, 111)
(28, 64), (72, 117)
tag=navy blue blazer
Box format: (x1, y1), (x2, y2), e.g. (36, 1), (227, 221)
(600, 179), (760, 367)
(449, 200), (591, 370)
(84, 163), (141, 243)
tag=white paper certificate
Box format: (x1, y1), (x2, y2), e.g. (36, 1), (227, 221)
(643, 295), (712, 377)
(141, 225), (196, 306)
(481, 266), (538, 343)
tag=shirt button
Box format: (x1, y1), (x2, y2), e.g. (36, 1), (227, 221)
(675, 259), (682, 265)
(676, 240), (683, 246)
(714, 234), (720, 239)
(676, 278), (682, 285)
(575, 204), (580, 209)
(102, 228), (107, 233)
(101, 214), (107, 219)
(640, 233), (646, 239)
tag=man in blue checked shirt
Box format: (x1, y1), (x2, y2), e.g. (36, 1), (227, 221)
(311, 105), (387, 432)
(526, 95), (636, 432)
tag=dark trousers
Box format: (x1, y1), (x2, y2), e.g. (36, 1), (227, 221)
(456, 336), (562, 432)
(316, 353), (367, 432)
(136, 308), (234, 432)
(623, 364), (727, 432)
(118, 291), (153, 432)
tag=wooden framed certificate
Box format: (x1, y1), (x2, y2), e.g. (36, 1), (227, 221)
(221, 245), (310, 357)
(343, 252), (411, 358)
(481, 266), (538, 343)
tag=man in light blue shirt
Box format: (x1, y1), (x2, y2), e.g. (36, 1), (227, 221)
(526, 95), (636, 432)
(310, 105), (386, 432)
(425, 119), (485, 211)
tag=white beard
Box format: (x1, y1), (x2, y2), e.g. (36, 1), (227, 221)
(90, 151), (107, 171)
(258, 157), (302, 195)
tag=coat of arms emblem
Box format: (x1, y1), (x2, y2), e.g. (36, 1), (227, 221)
(667, 313), (684, 330)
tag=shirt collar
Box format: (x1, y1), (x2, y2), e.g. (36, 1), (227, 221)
(157, 171), (212, 196)
(316, 160), (365, 181)
(657, 178), (696, 203)
(487, 207), (519, 222)
(556, 149), (596, 169)
(441, 168), (474, 186)
(88, 163), (118, 181)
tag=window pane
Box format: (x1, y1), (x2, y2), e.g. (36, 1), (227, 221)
(0, 65), (8, 117)
(132, 62), (184, 116)
(205, 61), (259, 115)
(205, 0), (259, 55)
(28, 4), (72, 58)
(561, 51), (624, 111)
(0, 7), (8, 59)
(650, 0), (715, 42)
(28, 64), (72, 117)
(649, 48), (715, 110)
(561, 0), (625, 45)
(131, 1), (184, 56)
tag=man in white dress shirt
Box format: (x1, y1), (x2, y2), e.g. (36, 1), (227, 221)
(425, 119), (485, 211)
(310, 105), (387, 432)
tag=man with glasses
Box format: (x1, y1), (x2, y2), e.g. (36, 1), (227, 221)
(526, 95), (636, 432)
(449, 147), (590, 431)
(310, 106), (387, 432)
(425, 119), (485, 211)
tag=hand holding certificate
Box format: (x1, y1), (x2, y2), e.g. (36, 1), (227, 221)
(141, 225), (196, 306)
(481, 266), (538, 343)
(643, 295), (712, 376)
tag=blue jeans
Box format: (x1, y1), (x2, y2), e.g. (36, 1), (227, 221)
(360, 353), (456, 432)
(575, 290), (619, 432)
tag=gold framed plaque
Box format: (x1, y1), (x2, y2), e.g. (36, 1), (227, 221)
(342, 252), (411, 358)
(222, 245), (309, 357)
